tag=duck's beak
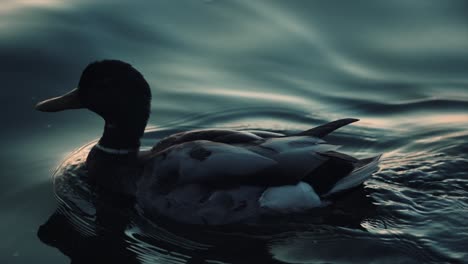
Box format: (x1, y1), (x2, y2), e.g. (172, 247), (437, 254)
(35, 88), (83, 112)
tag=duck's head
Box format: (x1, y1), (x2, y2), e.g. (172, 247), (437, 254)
(36, 60), (152, 149)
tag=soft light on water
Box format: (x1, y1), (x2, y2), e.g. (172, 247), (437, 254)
(1, 0), (467, 263)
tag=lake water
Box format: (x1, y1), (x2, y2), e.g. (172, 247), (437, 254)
(1, 0), (467, 263)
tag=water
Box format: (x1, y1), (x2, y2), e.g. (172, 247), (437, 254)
(1, 0), (467, 263)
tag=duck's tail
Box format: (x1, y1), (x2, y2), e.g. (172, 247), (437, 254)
(322, 154), (382, 197)
(296, 118), (359, 138)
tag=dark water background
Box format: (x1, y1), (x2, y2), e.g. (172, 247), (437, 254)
(1, 0), (467, 263)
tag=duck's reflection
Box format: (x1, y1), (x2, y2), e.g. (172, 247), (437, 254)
(38, 194), (139, 264)
(38, 187), (375, 264)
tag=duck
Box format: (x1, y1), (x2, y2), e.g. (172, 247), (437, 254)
(35, 60), (381, 225)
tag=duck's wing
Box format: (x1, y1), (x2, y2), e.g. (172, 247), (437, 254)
(149, 117), (357, 157)
(295, 118), (359, 138)
(151, 117), (357, 154)
(144, 124), (377, 194)
(246, 135), (379, 194)
(247, 136), (348, 187)
(143, 140), (279, 190)
(146, 136), (349, 189)
(152, 129), (267, 153)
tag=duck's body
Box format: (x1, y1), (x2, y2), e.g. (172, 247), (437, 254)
(136, 123), (380, 225)
(36, 60), (381, 225)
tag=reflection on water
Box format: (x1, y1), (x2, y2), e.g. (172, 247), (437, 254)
(1, 0), (468, 263)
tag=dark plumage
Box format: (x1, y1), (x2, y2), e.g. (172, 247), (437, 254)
(35, 60), (381, 225)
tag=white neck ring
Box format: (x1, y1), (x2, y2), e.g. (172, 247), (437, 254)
(95, 143), (138, 155)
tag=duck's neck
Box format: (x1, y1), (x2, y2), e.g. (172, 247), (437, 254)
(87, 120), (146, 196)
(98, 121), (144, 153)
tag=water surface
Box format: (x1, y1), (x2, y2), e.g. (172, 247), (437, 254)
(1, 0), (467, 263)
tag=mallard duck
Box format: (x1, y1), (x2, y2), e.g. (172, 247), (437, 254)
(36, 60), (381, 225)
